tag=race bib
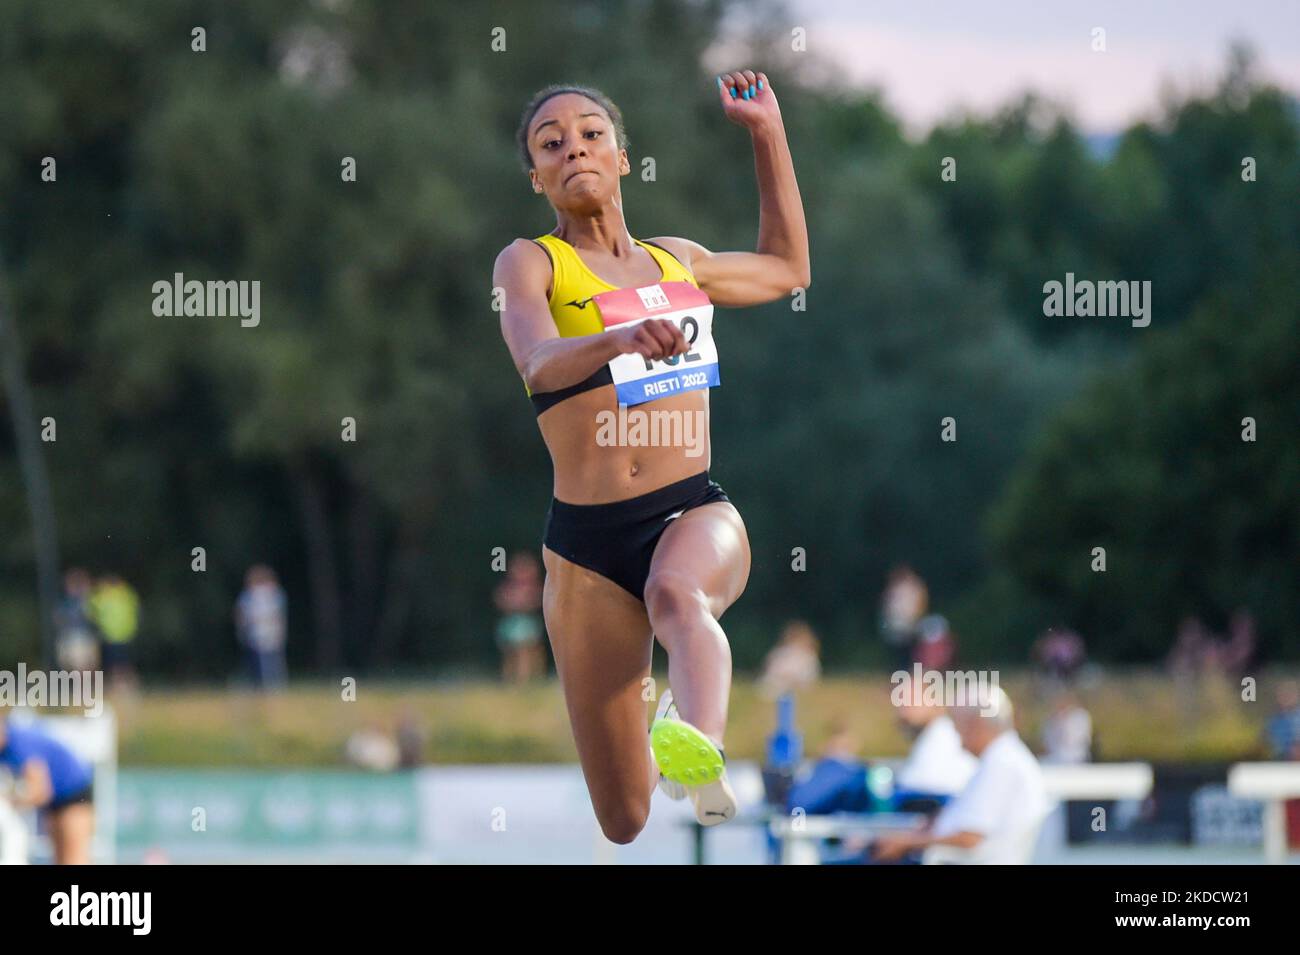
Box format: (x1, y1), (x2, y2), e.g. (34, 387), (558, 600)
(593, 281), (719, 406)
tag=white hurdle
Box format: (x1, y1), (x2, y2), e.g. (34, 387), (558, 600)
(1227, 762), (1300, 864)
(1040, 762), (1154, 801)
(0, 771), (30, 864)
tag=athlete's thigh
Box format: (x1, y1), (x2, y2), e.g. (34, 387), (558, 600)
(541, 546), (655, 809)
(648, 501), (751, 618)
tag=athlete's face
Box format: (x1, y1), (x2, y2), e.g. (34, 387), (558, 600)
(528, 94), (628, 209)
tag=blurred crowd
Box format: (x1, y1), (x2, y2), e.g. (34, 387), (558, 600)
(1166, 611), (1257, 679)
(739, 563), (1295, 863)
(12, 556), (1296, 865)
(54, 568), (139, 692)
(54, 563), (292, 694)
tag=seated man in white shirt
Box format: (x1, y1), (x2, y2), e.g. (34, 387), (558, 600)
(815, 702), (979, 864)
(873, 686), (1050, 864)
(894, 701), (978, 803)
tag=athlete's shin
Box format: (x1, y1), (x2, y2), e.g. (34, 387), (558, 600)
(646, 573), (732, 745)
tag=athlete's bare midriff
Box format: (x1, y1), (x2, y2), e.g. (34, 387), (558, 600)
(538, 384), (711, 504)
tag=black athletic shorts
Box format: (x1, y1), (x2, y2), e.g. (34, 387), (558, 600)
(542, 470), (731, 601)
(48, 782), (94, 813)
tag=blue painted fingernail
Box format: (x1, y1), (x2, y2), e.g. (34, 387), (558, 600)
(745, 87), (753, 99)
(730, 86), (737, 98)
(757, 79), (764, 90)
(716, 76), (723, 88)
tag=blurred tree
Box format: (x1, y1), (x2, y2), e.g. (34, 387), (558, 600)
(0, 3), (1294, 675)
(913, 45), (1300, 351)
(716, 149), (1082, 664)
(987, 265), (1299, 661)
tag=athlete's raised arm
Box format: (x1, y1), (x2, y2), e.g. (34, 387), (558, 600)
(654, 70), (810, 308)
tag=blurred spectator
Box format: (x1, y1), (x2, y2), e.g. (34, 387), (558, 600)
(87, 574), (140, 691)
(758, 620), (822, 699)
(0, 712), (95, 864)
(1032, 627), (1086, 683)
(396, 710), (425, 769)
(235, 565), (289, 691)
(1040, 691), (1092, 764)
(873, 687), (1049, 864)
(784, 717), (869, 817)
(1219, 609), (1257, 677)
(819, 695), (980, 863)
(912, 614), (956, 672)
(345, 723), (400, 772)
(820, 718), (860, 760)
(880, 565), (928, 670)
(894, 699), (977, 799)
(54, 568), (99, 675)
(1167, 615), (1212, 676)
(1167, 612), (1256, 679)
(1264, 681), (1300, 761)
(494, 552), (545, 684)
(787, 695), (980, 837)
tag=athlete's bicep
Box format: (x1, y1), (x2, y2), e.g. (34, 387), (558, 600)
(658, 237), (808, 308)
(493, 240), (558, 383)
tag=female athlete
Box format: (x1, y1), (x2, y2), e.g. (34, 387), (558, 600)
(494, 70), (809, 843)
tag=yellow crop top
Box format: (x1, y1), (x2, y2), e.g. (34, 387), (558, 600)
(525, 234), (700, 413)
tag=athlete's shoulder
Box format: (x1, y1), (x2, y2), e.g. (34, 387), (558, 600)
(494, 237), (554, 287)
(495, 236), (553, 268)
(642, 236), (707, 273)
(494, 238), (557, 310)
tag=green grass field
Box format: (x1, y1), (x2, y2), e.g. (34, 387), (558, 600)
(104, 669), (1278, 767)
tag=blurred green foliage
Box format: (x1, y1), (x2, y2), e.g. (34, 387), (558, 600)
(0, 2), (1295, 676)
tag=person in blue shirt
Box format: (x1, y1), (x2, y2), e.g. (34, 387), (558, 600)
(1265, 681), (1300, 760)
(0, 713), (95, 864)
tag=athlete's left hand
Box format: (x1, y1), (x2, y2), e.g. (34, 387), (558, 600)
(716, 69), (781, 132)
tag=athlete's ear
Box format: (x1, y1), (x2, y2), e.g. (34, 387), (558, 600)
(617, 149), (630, 176)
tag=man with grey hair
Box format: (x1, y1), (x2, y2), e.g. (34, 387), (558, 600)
(873, 686), (1049, 863)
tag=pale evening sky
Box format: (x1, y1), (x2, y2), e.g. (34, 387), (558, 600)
(734, 0), (1300, 134)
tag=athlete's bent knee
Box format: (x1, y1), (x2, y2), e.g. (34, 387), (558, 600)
(597, 803), (650, 845)
(644, 570), (709, 630)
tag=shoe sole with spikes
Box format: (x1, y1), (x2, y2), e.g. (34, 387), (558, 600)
(650, 717), (736, 825)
